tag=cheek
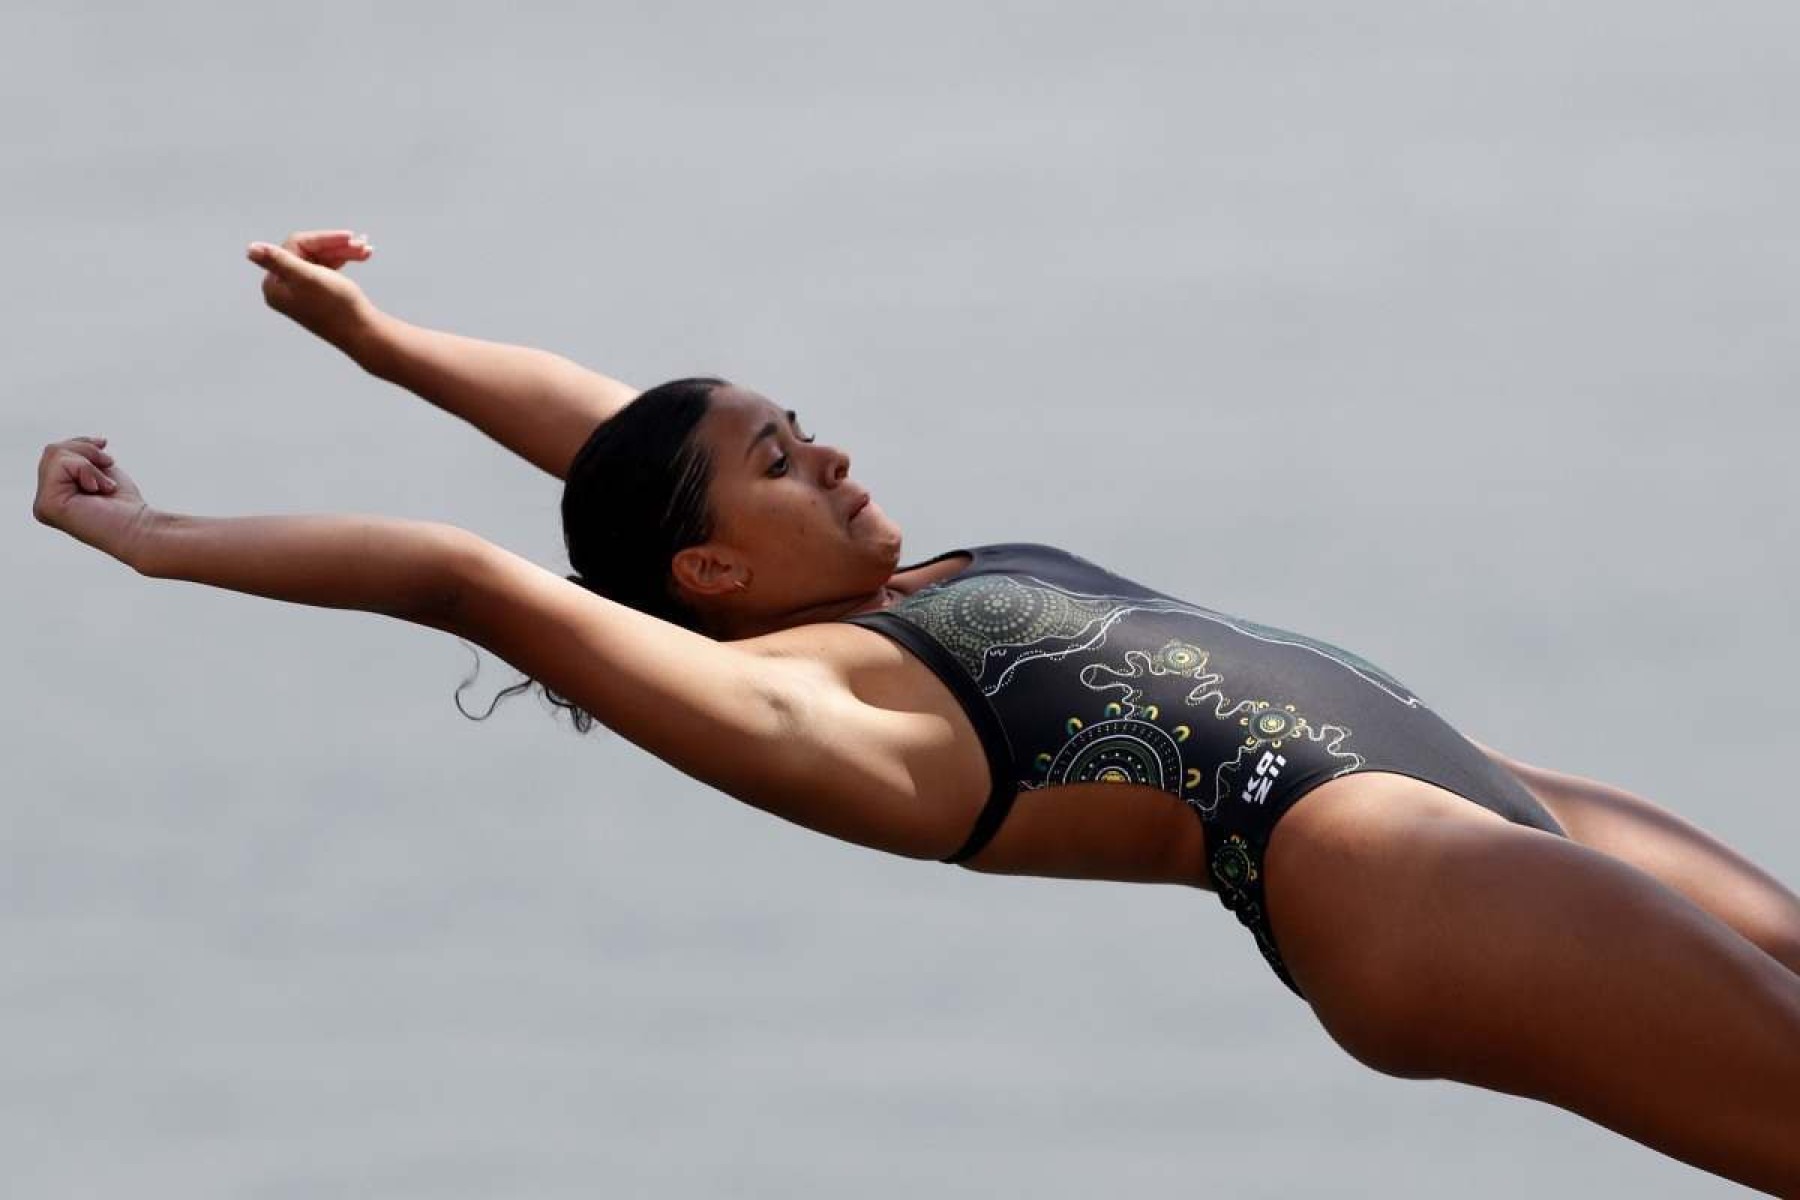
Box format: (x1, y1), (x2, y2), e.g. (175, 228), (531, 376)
(781, 489), (837, 530)
(738, 490), (827, 550)
(778, 497), (845, 562)
(732, 485), (842, 561)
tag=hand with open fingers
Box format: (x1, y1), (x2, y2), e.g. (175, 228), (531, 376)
(32, 437), (155, 567)
(246, 228), (378, 354)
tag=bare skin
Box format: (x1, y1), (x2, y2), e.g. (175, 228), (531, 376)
(35, 231), (1799, 1193)
(1474, 744), (1800, 976)
(1264, 774), (1800, 1195)
(637, 396), (1800, 1193)
(832, 556), (1800, 1196)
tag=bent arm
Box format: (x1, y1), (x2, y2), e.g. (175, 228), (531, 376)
(352, 312), (639, 481)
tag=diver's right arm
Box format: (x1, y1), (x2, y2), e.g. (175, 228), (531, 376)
(35, 435), (951, 859)
(247, 232), (639, 481)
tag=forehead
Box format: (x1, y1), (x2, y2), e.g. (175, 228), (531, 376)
(706, 384), (784, 425)
(701, 385), (796, 458)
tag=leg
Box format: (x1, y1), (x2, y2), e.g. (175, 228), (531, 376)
(1474, 742), (1800, 975)
(1265, 773), (1800, 1197)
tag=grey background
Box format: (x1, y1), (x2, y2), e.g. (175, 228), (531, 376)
(7, 2), (1797, 1196)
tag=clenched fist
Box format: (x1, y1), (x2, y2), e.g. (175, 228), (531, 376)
(32, 437), (154, 567)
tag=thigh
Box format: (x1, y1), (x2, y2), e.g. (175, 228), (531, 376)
(1262, 772), (1800, 1193)
(1478, 745), (1800, 973)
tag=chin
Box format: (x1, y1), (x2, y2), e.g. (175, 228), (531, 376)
(859, 510), (904, 564)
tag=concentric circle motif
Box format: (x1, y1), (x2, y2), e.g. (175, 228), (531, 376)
(1045, 718), (1183, 791)
(1212, 833), (1259, 889)
(1152, 639), (1208, 674)
(1252, 709), (1296, 740)
(1239, 702), (1305, 747)
(942, 577), (1066, 642)
(886, 574), (1119, 680)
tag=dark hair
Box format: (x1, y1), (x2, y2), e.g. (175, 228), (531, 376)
(454, 376), (728, 733)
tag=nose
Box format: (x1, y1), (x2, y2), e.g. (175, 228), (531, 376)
(816, 441), (851, 482)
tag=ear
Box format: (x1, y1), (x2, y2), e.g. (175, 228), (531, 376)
(669, 543), (747, 599)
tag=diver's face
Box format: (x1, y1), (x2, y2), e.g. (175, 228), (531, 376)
(681, 385), (902, 615)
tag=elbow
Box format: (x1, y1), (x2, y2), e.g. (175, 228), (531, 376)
(410, 523), (492, 632)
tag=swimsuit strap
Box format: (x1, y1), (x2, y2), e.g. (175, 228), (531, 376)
(941, 787), (1018, 863)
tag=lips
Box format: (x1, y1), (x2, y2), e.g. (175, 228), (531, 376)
(846, 491), (871, 522)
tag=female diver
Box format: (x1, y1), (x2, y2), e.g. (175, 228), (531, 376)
(32, 230), (1800, 1195)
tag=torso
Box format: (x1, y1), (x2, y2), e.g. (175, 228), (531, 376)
(738, 539), (1561, 990)
(750, 541), (1556, 896)
(811, 550), (1216, 890)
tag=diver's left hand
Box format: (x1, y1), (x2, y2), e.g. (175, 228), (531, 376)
(33, 437), (155, 566)
(247, 230), (375, 355)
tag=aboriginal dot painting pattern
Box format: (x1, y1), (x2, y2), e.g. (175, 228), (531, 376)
(876, 568), (1431, 999)
(871, 564), (1447, 1007)
(880, 573), (1413, 818)
(858, 544), (1571, 999)
(892, 573), (1120, 680)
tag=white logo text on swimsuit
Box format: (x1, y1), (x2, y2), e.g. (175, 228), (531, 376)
(1241, 751), (1287, 805)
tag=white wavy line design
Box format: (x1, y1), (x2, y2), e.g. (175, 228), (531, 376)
(938, 574), (1416, 707)
(1077, 647), (1367, 814)
(887, 562), (1407, 814)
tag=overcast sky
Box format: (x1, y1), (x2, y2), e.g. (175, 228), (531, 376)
(7, 2), (1798, 1196)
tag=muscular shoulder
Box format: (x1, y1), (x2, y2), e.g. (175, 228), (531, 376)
(735, 620), (920, 697)
(733, 620), (989, 857)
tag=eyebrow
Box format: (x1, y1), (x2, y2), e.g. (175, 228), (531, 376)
(744, 409), (800, 460)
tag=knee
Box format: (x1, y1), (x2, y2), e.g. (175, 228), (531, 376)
(1757, 929), (1800, 978)
(1725, 898), (1800, 978)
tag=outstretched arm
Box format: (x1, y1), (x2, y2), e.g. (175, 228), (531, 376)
(34, 438), (952, 859)
(247, 231), (639, 481)
(357, 315), (640, 480)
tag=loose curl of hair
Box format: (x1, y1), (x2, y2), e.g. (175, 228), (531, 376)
(453, 376), (728, 733)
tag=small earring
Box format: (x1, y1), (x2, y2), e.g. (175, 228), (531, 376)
(733, 578), (750, 593)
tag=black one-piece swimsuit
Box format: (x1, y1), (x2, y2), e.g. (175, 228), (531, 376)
(838, 542), (1567, 1000)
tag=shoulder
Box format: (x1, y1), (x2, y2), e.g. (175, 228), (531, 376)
(735, 619), (922, 695)
(734, 618), (979, 767)
(733, 620), (986, 858)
